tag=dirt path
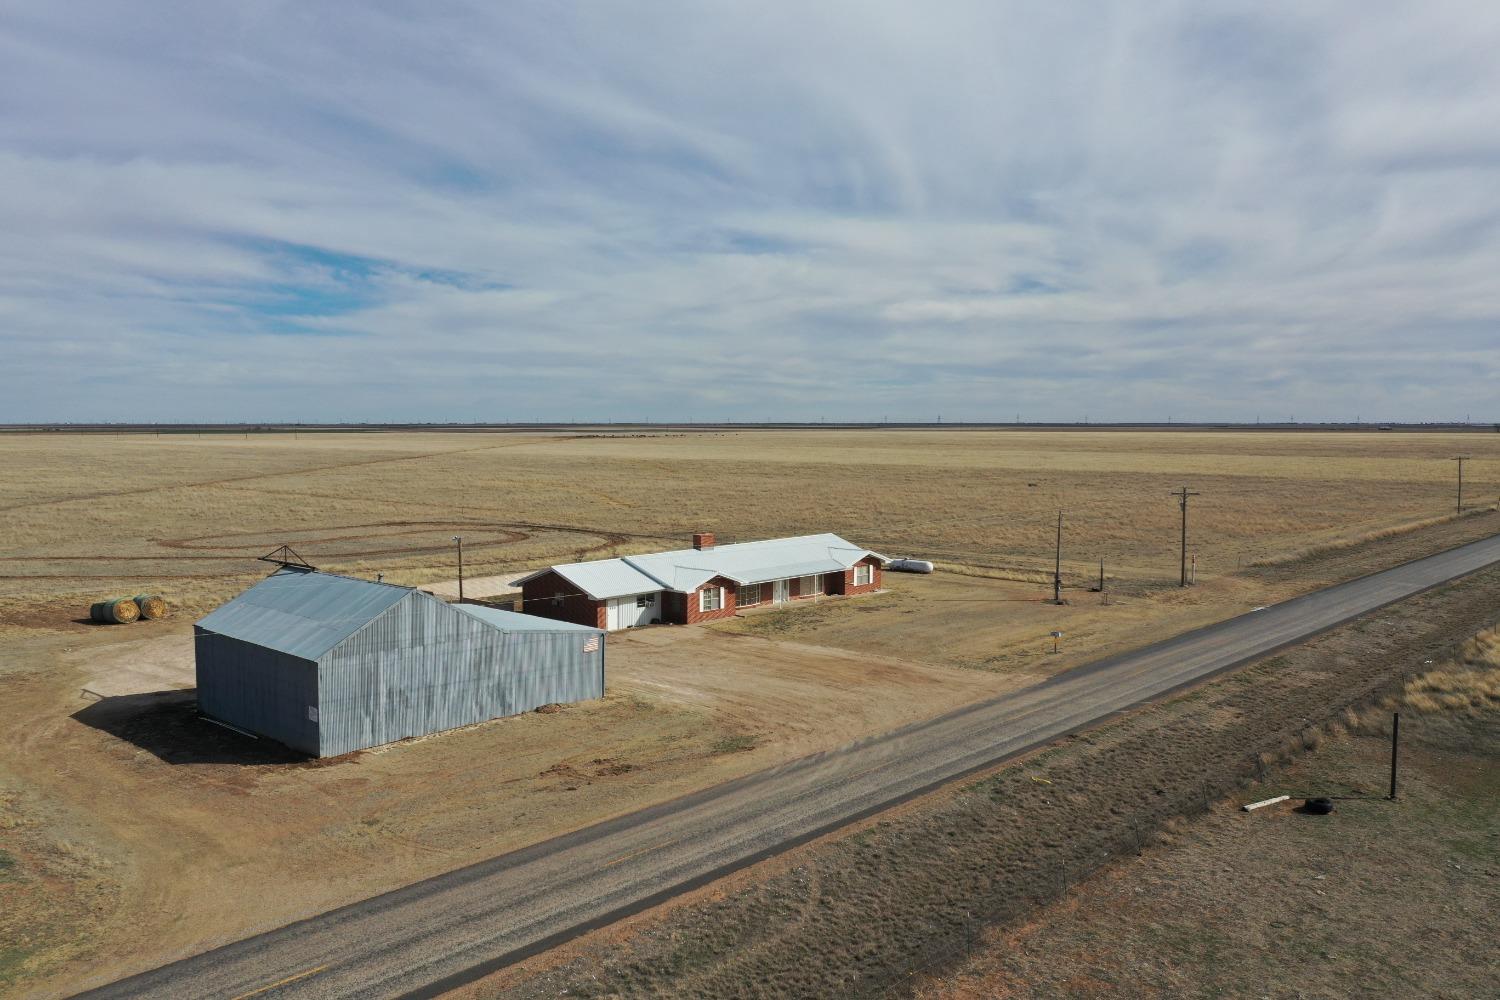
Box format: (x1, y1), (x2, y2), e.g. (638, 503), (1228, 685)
(420, 575), (527, 599)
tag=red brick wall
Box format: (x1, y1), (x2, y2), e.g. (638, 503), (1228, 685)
(683, 576), (739, 624)
(521, 557), (881, 629)
(519, 571), (606, 629)
(832, 557), (883, 596)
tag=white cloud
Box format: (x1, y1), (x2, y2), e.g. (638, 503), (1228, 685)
(0, 1), (1498, 422)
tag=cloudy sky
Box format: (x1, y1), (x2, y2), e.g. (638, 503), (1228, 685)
(3, 2), (1498, 423)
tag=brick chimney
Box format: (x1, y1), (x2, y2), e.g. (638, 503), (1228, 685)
(692, 531), (715, 551)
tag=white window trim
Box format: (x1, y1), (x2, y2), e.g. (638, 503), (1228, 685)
(699, 586), (723, 612)
(738, 583), (761, 606)
(854, 563), (873, 586)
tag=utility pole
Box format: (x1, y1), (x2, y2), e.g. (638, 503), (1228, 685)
(1388, 712), (1400, 800)
(1171, 486), (1200, 587)
(1052, 510), (1064, 604)
(452, 535), (465, 602)
(1452, 456), (1471, 515)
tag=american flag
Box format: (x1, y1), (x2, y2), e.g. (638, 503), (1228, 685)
(583, 637), (600, 653)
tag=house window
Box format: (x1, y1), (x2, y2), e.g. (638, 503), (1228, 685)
(553, 591), (565, 607)
(699, 586), (723, 612)
(636, 593), (656, 608)
(854, 563), (873, 586)
(738, 583), (762, 606)
(797, 575), (819, 596)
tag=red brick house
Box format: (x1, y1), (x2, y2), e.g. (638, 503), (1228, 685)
(516, 532), (886, 631)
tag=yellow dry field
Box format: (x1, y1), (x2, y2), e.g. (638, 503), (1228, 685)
(3, 428), (1498, 636)
(1, 428), (1498, 995)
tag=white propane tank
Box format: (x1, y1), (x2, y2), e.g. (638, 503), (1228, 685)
(888, 558), (935, 574)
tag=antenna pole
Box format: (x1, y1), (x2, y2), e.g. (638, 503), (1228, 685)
(257, 544), (315, 571)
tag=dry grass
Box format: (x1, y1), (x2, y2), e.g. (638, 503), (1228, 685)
(3, 429), (1498, 993)
(916, 716), (1500, 1000)
(1245, 507), (1494, 567)
(471, 565), (1500, 1000)
(1397, 627), (1500, 714)
(2, 429), (1497, 638)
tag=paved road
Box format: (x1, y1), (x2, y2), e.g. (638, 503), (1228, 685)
(78, 532), (1500, 1000)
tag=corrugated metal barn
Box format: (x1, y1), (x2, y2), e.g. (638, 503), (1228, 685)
(194, 568), (605, 757)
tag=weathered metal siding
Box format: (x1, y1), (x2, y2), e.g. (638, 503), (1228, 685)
(316, 593), (604, 757)
(194, 626), (320, 755)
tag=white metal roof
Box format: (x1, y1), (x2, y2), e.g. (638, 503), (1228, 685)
(514, 558), (665, 601)
(520, 533), (886, 600)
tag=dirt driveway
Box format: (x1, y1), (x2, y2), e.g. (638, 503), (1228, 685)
(2, 621), (1018, 997)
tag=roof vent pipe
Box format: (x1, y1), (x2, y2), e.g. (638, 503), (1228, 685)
(693, 532), (715, 550)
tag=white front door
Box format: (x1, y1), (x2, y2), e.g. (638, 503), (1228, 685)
(772, 579), (789, 604)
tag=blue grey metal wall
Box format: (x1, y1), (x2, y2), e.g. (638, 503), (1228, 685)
(315, 593), (604, 757)
(194, 627), (321, 755)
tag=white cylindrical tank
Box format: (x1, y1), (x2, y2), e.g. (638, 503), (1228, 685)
(887, 558), (935, 574)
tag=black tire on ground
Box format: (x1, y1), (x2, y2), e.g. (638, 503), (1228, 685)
(1303, 797), (1335, 815)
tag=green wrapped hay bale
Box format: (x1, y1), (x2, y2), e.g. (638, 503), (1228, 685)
(132, 593), (167, 620)
(90, 598), (140, 624)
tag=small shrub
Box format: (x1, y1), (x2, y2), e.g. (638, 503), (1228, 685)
(712, 734), (757, 754)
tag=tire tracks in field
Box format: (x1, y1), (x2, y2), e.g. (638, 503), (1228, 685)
(201, 485), (687, 548)
(0, 514), (678, 579)
(0, 523), (532, 563)
(0, 437), (579, 515)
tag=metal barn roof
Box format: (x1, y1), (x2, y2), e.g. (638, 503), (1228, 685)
(453, 603), (603, 634)
(195, 568), (414, 661)
(519, 533), (886, 600)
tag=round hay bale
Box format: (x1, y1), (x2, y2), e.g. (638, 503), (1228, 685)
(90, 597), (140, 624)
(132, 593), (167, 620)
